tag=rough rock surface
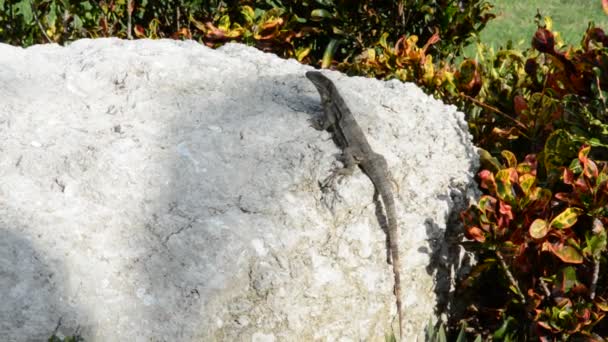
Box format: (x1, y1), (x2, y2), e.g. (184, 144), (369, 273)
(0, 39), (478, 341)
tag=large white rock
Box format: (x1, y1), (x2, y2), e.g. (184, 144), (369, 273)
(0, 39), (478, 341)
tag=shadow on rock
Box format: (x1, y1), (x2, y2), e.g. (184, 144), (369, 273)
(0, 227), (86, 340)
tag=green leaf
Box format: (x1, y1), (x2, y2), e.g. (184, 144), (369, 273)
(596, 171), (608, 192)
(14, 0), (33, 23)
(384, 332), (397, 342)
(321, 38), (339, 68)
(47, 0), (57, 25)
(310, 8), (332, 21)
(479, 148), (503, 173)
(455, 323), (467, 342)
(559, 266), (578, 293)
(378, 32), (390, 50)
(436, 324), (447, 342)
(544, 129), (580, 172)
(530, 218), (549, 239)
(478, 195), (496, 214)
(584, 219), (607, 257)
(493, 316), (516, 339)
(549, 207), (583, 229)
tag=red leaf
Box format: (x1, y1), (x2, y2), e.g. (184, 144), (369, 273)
(585, 159), (599, 179)
(532, 27), (556, 54)
(479, 169), (496, 192)
(563, 167), (575, 185)
(499, 200), (514, 220)
(134, 25), (146, 38)
(514, 95), (528, 117)
(128, 0), (135, 14)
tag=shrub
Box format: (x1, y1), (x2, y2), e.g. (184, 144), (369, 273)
(459, 146), (608, 340)
(0, 1), (495, 66)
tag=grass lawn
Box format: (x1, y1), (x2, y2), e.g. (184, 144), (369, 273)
(463, 0), (608, 58)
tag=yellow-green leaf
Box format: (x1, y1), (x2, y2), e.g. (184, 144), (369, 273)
(596, 300), (608, 311)
(240, 5), (255, 24)
(530, 218), (549, 239)
(295, 47), (311, 61)
(379, 32), (389, 50)
(550, 244), (583, 264)
(495, 168), (516, 204)
(519, 173), (536, 195)
(501, 150), (517, 168)
(550, 207), (583, 229)
(321, 38), (339, 69)
(310, 9), (332, 21)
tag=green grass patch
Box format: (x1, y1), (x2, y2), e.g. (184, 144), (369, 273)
(463, 0), (608, 58)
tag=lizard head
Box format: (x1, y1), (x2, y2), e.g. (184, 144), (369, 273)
(306, 71), (337, 103)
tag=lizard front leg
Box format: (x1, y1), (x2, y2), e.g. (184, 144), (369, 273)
(321, 146), (363, 189)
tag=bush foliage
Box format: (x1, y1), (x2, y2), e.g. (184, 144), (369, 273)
(0, 0), (494, 64)
(453, 22), (608, 340)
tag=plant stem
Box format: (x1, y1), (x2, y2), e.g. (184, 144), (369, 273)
(496, 250), (526, 304)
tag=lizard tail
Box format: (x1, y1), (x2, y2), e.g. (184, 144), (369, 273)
(379, 184), (403, 339)
(392, 245), (403, 339)
(389, 214), (403, 339)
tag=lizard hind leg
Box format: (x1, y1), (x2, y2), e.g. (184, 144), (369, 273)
(321, 146), (360, 187)
(335, 146), (360, 176)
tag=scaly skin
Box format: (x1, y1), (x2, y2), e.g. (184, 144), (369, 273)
(306, 70), (403, 338)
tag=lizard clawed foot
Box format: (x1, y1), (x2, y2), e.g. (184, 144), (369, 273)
(308, 117), (327, 131)
(319, 170), (342, 192)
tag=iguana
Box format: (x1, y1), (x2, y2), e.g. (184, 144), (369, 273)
(306, 70), (403, 338)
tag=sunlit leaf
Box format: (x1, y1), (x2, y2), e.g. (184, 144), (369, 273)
(596, 298), (608, 311)
(295, 47), (311, 61)
(310, 8), (332, 21)
(495, 168), (517, 204)
(479, 169), (496, 193)
(549, 207), (583, 229)
(321, 38), (340, 68)
(465, 226), (486, 243)
(544, 242), (584, 264)
(499, 150), (516, 169)
(519, 173), (536, 195)
(478, 195), (497, 214)
(530, 218), (549, 239)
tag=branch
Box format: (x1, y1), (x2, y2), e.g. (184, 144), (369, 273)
(31, 1), (52, 43)
(459, 92), (529, 132)
(127, 0), (133, 39)
(496, 250), (526, 304)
